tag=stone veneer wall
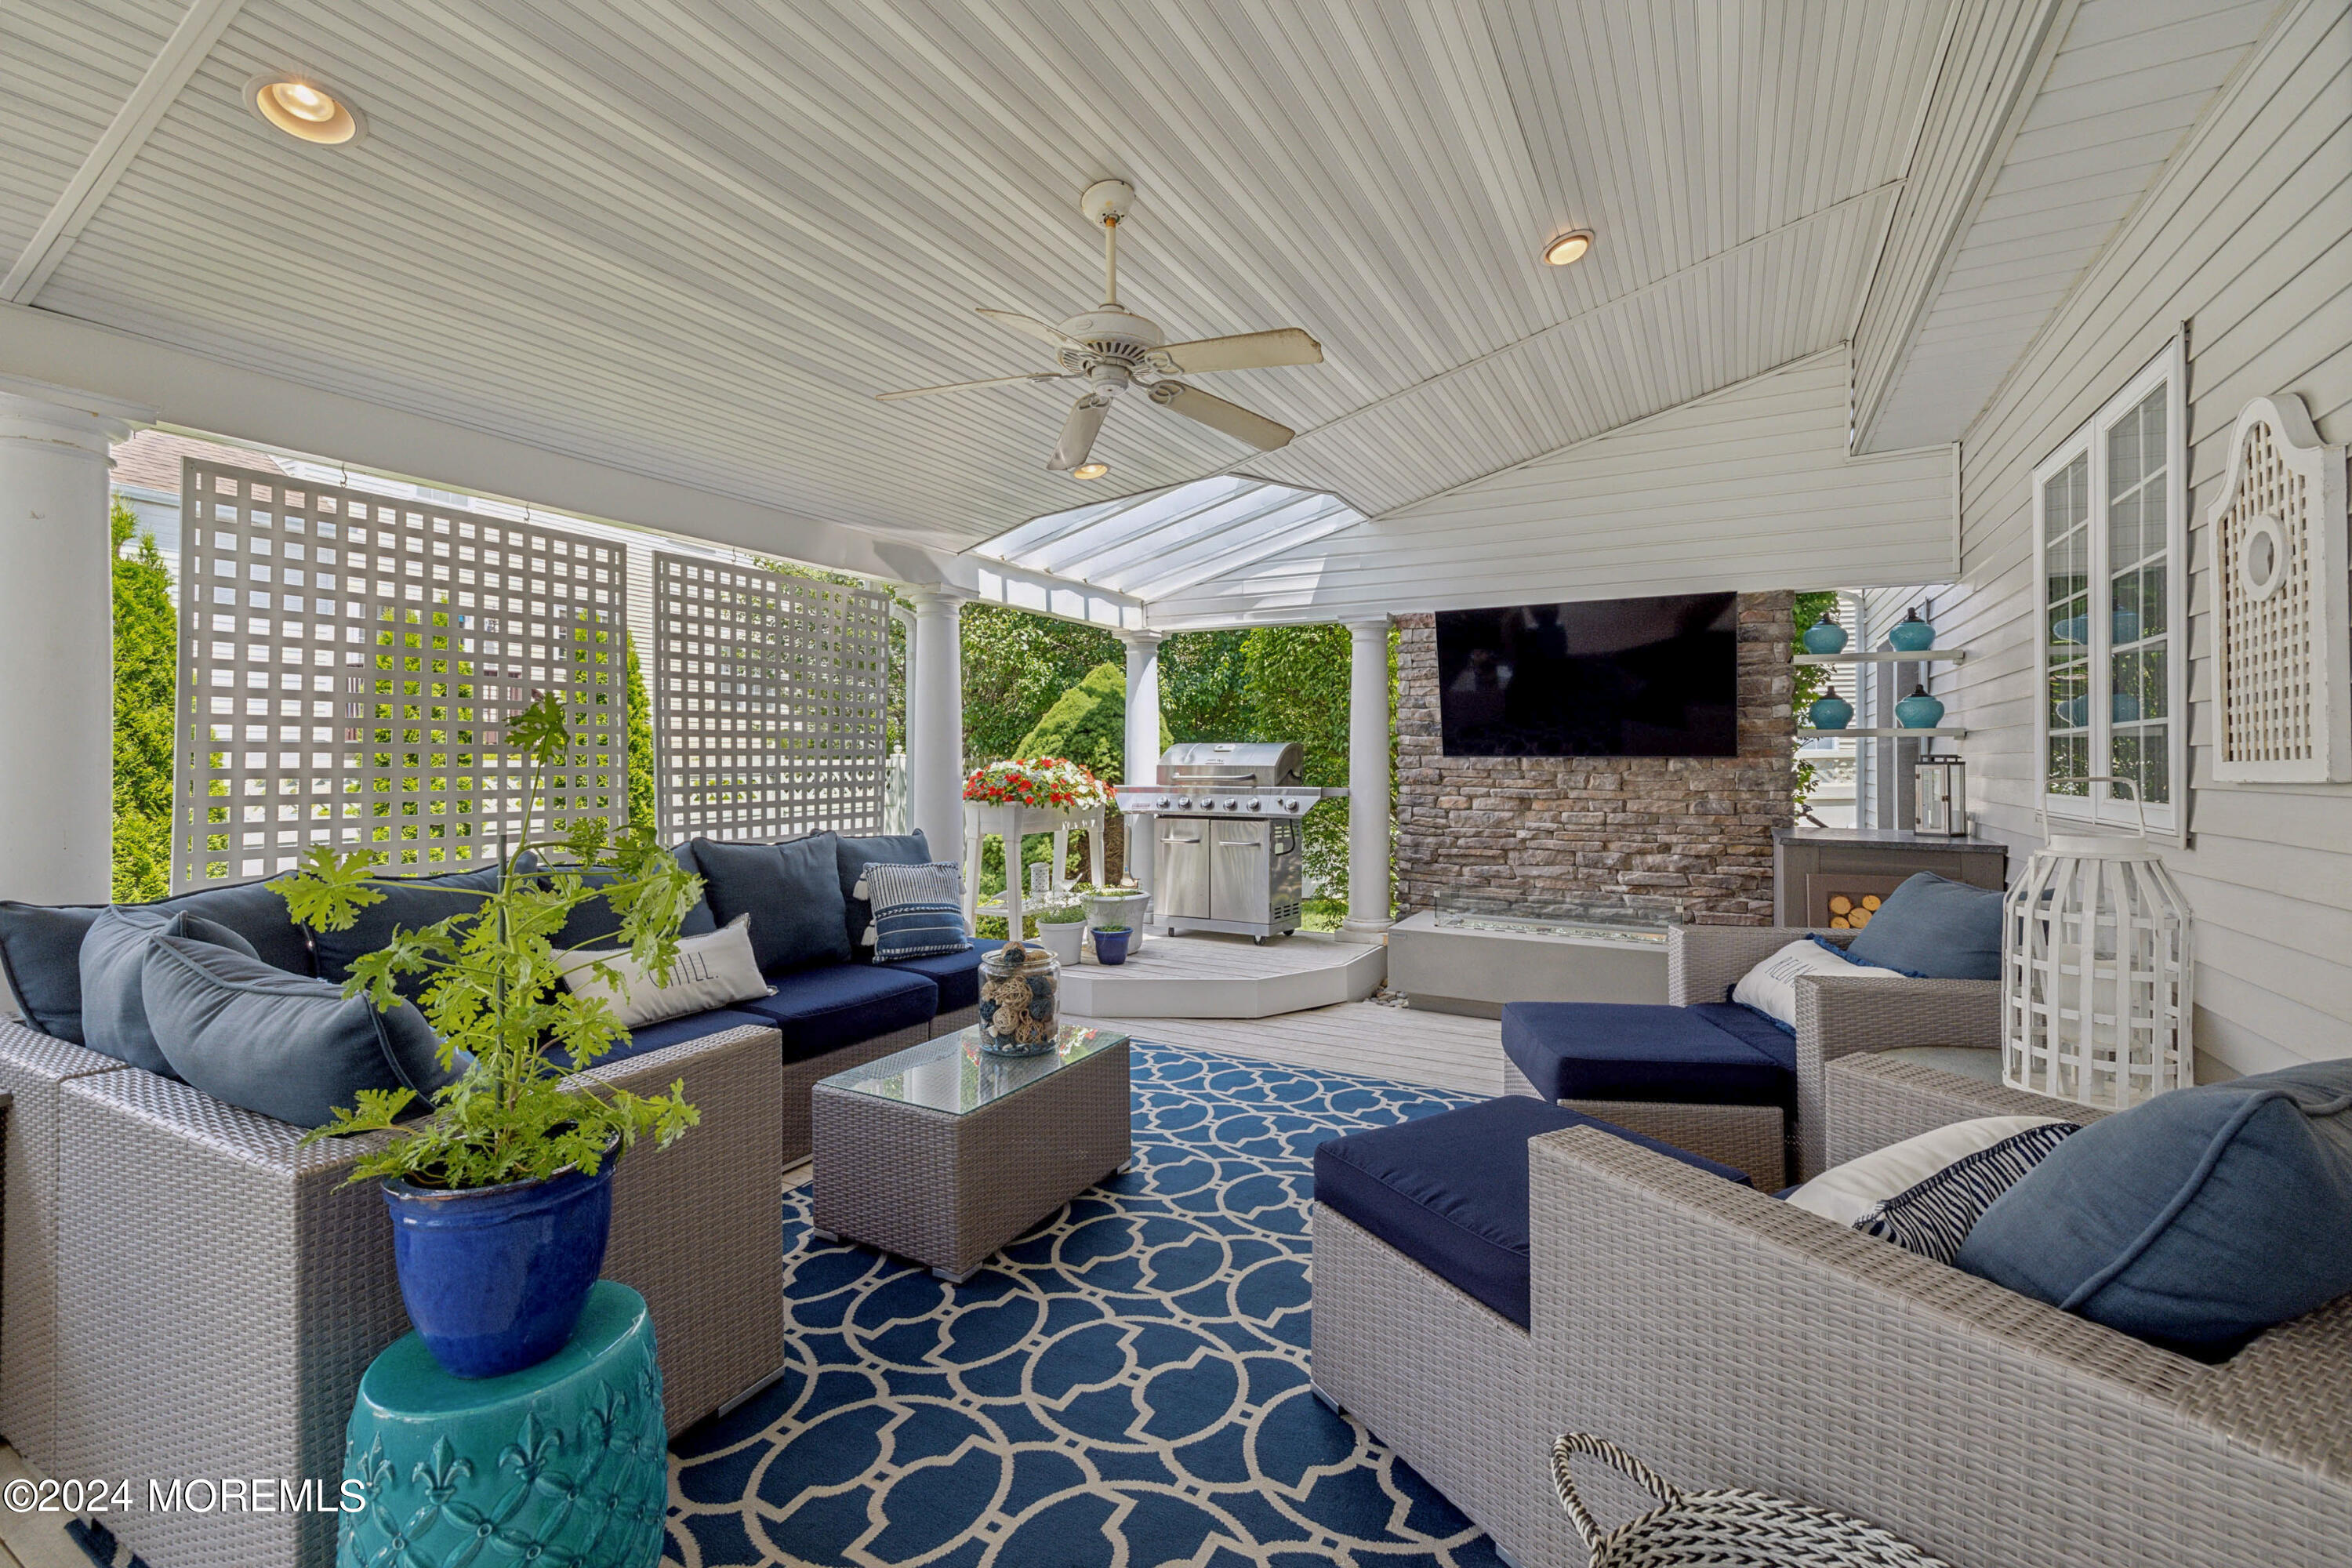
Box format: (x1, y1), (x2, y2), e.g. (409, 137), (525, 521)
(1395, 592), (1794, 926)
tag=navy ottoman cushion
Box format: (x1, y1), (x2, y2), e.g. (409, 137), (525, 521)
(1502, 1001), (1795, 1109)
(739, 964), (937, 1062)
(883, 938), (1003, 1014)
(1315, 1096), (1746, 1327)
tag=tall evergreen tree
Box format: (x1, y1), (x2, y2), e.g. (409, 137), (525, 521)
(111, 497), (177, 901)
(624, 632), (656, 830)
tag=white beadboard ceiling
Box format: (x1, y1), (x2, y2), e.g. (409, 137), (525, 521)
(1853, 0), (2279, 452)
(0, 0), (1960, 575)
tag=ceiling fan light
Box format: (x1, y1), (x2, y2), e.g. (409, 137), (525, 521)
(249, 75), (363, 144)
(1541, 229), (1594, 267)
(1072, 462), (1110, 481)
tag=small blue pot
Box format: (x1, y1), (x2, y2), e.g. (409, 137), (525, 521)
(1800, 620), (1849, 655)
(1889, 612), (1936, 652)
(1092, 927), (1132, 964)
(383, 1152), (617, 1379)
(1895, 686), (1947, 729)
(1807, 692), (1853, 730)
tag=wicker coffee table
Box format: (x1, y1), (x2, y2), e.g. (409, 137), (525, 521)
(808, 1023), (1132, 1283)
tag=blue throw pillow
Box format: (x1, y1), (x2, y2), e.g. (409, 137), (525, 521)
(78, 907), (260, 1075)
(834, 830), (931, 953)
(1955, 1059), (2352, 1346)
(142, 935), (463, 1129)
(1843, 873), (2004, 980)
(306, 860), (524, 1000)
(862, 862), (971, 961)
(1, 881), (314, 1044)
(548, 847), (717, 952)
(691, 833), (851, 974)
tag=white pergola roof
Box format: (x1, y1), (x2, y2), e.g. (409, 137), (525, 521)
(974, 476), (1360, 604)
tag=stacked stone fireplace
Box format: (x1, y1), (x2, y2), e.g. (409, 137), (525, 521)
(1394, 591), (1794, 927)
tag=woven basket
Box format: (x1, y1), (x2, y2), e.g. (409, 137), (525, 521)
(1552, 1434), (1951, 1568)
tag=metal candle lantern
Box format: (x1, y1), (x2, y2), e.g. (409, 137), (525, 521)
(2002, 777), (2194, 1109)
(1914, 756), (1968, 837)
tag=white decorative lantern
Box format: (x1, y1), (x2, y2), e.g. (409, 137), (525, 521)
(2003, 777), (2194, 1109)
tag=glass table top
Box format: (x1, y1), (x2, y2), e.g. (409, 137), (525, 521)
(818, 1024), (1130, 1116)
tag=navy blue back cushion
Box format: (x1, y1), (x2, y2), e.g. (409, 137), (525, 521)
(1, 879), (314, 1044)
(1956, 1059), (2352, 1345)
(691, 833), (851, 974)
(79, 908), (259, 1075)
(1843, 872), (2004, 980)
(306, 862), (511, 999)
(835, 829), (931, 951)
(549, 847), (717, 953)
(1316, 1095), (1747, 1327)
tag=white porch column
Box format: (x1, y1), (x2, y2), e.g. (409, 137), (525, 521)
(1119, 630), (1163, 894)
(904, 588), (970, 858)
(1341, 617), (1392, 939)
(0, 379), (146, 906)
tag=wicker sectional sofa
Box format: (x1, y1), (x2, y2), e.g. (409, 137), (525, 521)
(1312, 1054), (2352, 1568)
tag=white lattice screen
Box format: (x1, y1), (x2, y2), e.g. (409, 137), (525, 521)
(2206, 395), (2350, 782)
(173, 460), (630, 891)
(654, 554), (890, 842)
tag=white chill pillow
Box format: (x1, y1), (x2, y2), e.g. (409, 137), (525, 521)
(1730, 938), (1907, 1030)
(559, 913), (768, 1029)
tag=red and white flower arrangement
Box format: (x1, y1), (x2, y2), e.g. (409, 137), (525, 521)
(961, 756), (1112, 811)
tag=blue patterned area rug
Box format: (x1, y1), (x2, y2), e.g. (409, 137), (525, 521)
(666, 1042), (1505, 1568)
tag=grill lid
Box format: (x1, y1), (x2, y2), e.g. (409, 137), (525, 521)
(1158, 740), (1304, 786)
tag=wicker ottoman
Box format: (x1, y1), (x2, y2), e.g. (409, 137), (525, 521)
(809, 1024), (1132, 1282)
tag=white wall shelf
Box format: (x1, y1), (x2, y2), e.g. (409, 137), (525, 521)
(1794, 650), (1970, 665)
(1799, 727), (1969, 739)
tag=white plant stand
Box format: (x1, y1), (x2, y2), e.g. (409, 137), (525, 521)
(961, 801), (1106, 940)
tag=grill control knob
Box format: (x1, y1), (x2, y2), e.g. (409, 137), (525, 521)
(1155, 797), (1171, 809)
(1175, 796), (1191, 809)
(1247, 798), (1263, 811)
(1278, 798), (1295, 812)
(1222, 797), (1240, 811)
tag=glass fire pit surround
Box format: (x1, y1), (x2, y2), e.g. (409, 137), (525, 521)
(1431, 890), (1687, 946)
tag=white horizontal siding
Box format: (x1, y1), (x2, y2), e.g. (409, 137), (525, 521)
(1929, 0), (2350, 1076)
(1149, 350), (1956, 626)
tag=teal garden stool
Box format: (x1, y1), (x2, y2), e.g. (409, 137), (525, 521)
(339, 1281), (669, 1568)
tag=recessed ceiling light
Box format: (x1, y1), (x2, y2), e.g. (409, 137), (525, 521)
(248, 74), (364, 145)
(1072, 462), (1109, 481)
(1541, 229), (1594, 267)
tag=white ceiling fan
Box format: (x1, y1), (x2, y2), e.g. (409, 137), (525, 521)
(876, 180), (1323, 475)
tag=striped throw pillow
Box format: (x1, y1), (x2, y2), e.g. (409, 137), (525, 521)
(1857, 1120), (2082, 1263)
(861, 862), (971, 961)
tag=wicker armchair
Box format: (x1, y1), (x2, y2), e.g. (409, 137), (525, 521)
(1667, 924), (2001, 1180)
(0, 1018), (786, 1568)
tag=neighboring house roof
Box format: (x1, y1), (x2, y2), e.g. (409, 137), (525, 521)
(111, 429), (285, 495)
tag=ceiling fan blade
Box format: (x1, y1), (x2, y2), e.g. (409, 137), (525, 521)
(1145, 382), (1294, 451)
(976, 307), (1089, 354)
(1145, 327), (1323, 375)
(1048, 394), (1112, 470)
(874, 372), (1069, 402)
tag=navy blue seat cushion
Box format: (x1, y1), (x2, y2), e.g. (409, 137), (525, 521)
(1957, 1058), (2352, 1347)
(1844, 872), (2004, 980)
(548, 848), (717, 953)
(307, 862), (524, 999)
(834, 829), (931, 952)
(737, 963), (936, 1062)
(1, 880), (314, 1044)
(691, 834), (852, 974)
(1501, 1001), (1796, 1110)
(78, 907), (260, 1075)
(1315, 1095), (1747, 1327)
(561, 1007), (777, 1072)
(142, 935), (463, 1129)
(883, 938), (1001, 1014)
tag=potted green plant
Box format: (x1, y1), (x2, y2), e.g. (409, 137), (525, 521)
(1035, 899), (1088, 964)
(1091, 923), (1134, 964)
(279, 693), (702, 1379)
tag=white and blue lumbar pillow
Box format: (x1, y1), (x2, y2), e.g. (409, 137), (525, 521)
(858, 862), (971, 961)
(1730, 935), (1909, 1032)
(1787, 1116), (2082, 1264)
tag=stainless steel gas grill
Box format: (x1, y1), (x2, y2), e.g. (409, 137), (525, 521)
(1112, 742), (1347, 941)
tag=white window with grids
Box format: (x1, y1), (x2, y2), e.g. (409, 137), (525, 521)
(2031, 339), (2187, 833)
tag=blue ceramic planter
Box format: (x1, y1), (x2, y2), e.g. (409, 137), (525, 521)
(1807, 692), (1853, 730)
(1895, 685), (1947, 729)
(383, 1152), (616, 1379)
(1092, 927), (1133, 964)
(1800, 620), (1849, 655)
(1889, 612), (1936, 652)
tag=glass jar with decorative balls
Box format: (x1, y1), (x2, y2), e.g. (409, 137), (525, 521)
(1896, 684), (1947, 728)
(1889, 609), (1936, 652)
(1801, 618), (1849, 655)
(1808, 684), (1854, 730)
(976, 942), (1062, 1057)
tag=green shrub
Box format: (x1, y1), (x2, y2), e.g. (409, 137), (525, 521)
(111, 497), (176, 902)
(1011, 661), (1169, 784)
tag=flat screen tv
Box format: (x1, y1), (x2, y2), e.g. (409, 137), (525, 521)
(1434, 593), (1739, 757)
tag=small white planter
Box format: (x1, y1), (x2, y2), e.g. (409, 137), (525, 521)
(1083, 889), (1151, 943)
(1036, 920), (1086, 965)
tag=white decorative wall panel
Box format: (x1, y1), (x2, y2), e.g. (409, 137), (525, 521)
(2207, 395), (2350, 783)
(654, 555), (890, 843)
(173, 460), (628, 891)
